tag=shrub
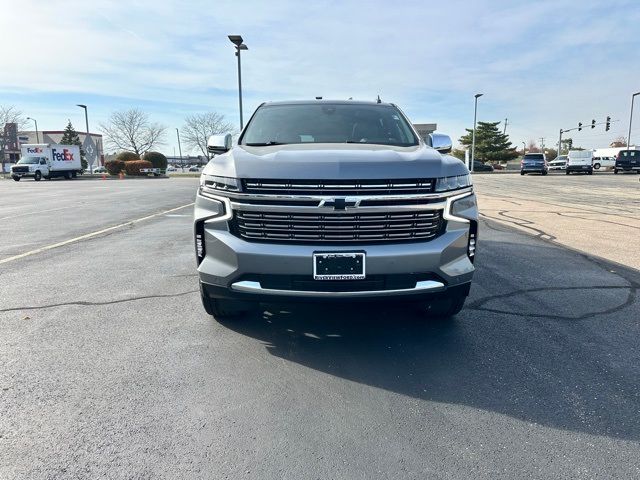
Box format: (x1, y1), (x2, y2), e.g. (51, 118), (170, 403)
(124, 160), (153, 176)
(143, 151), (168, 170)
(105, 160), (125, 175)
(116, 151), (141, 162)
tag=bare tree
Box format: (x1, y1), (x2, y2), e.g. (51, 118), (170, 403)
(1, 105), (28, 129)
(181, 112), (235, 158)
(610, 136), (627, 148)
(100, 108), (166, 155)
(1, 105), (28, 171)
(527, 139), (540, 153)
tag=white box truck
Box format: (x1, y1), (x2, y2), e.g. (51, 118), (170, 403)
(11, 144), (82, 181)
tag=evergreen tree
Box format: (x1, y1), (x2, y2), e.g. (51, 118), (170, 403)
(459, 121), (518, 162)
(60, 120), (87, 171)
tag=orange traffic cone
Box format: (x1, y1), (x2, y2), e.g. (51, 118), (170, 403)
(119, 172), (124, 180)
(102, 173), (106, 180)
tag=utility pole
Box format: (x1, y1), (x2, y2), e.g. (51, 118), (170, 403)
(539, 137), (545, 150)
(503, 118), (508, 134)
(558, 129), (563, 156)
(471, 93), (483, 172)
(628, 92), (640, 151)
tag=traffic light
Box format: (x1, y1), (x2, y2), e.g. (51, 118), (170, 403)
(606, 116), (611, 131)
(578, 122), (582, 131)
(591, 119), (596, 129)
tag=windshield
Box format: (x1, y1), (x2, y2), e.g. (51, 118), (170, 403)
(619, 150), (639, 158)
(241, 103), (419, 147)
(17, 157), (41, 165)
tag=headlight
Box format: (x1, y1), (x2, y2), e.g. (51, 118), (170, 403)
(199, 174), (241, 192)
(434, 174), (472, 192)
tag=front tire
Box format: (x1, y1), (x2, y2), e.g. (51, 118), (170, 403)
(520, 171), (525, 175)
(12, 176), (20, 181)
(566, 170), (570, 175)
(614, 169), (618, 174)
(34, 171), (42, 181)
(593, 163), (601, 170)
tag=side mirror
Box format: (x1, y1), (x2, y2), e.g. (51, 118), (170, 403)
(428, 133), (452, 154)
(207, 133), (233, 155)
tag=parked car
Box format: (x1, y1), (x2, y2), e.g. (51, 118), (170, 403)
(614, 149), (640, 174)
(489, 163), (505, 170)
(592, 156), (615, 170)
(188, 166), (201, 172)
(166, 166), (176, 172)
(548, 155), (567, 170)
(195, 99), (478, 320)
(473, 160), (494, 172)
(520, 153), (548, 175)
(566, 150), (593, 175)
(93, 166), (107, 173)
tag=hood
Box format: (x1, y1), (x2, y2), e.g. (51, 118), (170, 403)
(203, 143), (468, 180)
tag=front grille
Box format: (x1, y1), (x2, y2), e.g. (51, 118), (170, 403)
(12, 166), (29, 173)
(242, 178), (435, 195)
(231, 210), (443, 243)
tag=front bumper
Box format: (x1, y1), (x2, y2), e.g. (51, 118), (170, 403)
(195, 190), (476, 301)
(567, 165), (592, 172)
(11, 171), (35, 178)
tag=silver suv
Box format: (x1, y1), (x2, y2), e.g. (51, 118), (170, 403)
(194, 100), (478, 320)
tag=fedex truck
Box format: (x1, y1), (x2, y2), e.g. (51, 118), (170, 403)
(11, 144), (82, 181)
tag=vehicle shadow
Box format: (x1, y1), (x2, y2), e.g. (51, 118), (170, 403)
(219, 235), (640, 442)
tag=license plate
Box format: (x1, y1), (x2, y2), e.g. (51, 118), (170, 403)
(313, 252), (365, 280)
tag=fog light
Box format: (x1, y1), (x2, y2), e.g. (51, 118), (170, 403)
(467, 221), (478, 263)
(195, 221), (206, 265)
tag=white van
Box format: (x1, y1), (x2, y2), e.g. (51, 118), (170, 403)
(566, 150), (593, 175)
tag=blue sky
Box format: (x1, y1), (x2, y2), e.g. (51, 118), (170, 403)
(2, 0), (639, 155)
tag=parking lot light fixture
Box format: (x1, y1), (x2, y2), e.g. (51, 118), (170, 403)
(76, 104), (92, 174)
(176, 128), (184, 171)
(27, 117), (39, 143)
(627, 92), (640, 151)
(471, 93), (483, 172)
(228, 35), (248, 130)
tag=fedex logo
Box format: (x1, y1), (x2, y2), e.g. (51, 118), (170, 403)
(52, 148), (74, 161)
(26, 147), (43, 154)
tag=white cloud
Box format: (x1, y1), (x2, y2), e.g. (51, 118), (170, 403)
(2, 0), (639, 151)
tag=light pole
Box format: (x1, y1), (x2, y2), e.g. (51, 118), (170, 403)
(228, 35), (248, 131)
(522, 141), (526, 155)
(627, 92), (640, 151)
(27, 117), (39, 143)
(471, 93), (483, 172)
(176, 128), (183, 171)
(77, 104), (92, 174)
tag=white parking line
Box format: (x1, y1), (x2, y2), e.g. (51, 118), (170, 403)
(0, 203), (195, 265)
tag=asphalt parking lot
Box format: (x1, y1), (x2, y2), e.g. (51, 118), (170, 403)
(1, 176), (639, 479)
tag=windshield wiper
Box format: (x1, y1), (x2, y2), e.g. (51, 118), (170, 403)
(244, 141), (286, 146)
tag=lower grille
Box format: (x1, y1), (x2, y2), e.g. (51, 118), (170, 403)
(231, 210), (443, 243)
